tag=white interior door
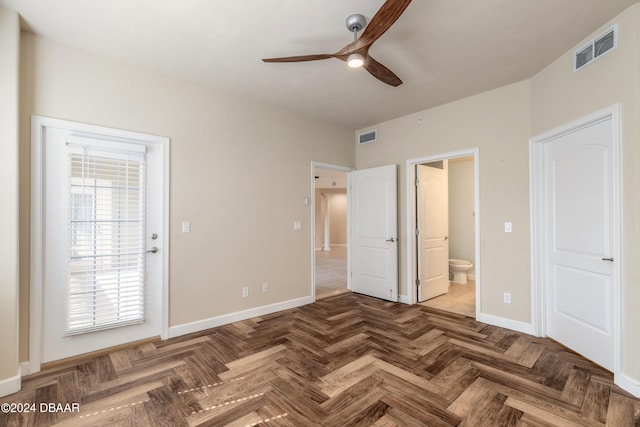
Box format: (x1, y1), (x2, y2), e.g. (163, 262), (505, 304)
(543, 117), (616, 370)
(37, 120), (165, 363)
(350, 164), (398, 301)
(417, 164), (449, 302)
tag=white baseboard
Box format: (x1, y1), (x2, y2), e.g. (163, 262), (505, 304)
(0, 368), (21, 398)
(616, 373), (640, 398)
(168, 296), (314, 339)
(316, 244), (346, 251)
(477, 313), (535, 335)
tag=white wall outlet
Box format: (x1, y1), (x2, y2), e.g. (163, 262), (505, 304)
(182, 221), (191, 233)
(293, 221), (302, 231)
(242, 287), (249, 298)
(504, 292), (512, 304)
(262, 283), (269, 293)
(504, 222), (512, 233)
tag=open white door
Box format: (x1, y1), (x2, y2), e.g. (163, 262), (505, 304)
(350, 164), (398, 301)
(417, 164), (449, 302)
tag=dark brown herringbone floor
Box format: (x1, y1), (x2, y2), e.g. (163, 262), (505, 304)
(2, 292), (639, 426)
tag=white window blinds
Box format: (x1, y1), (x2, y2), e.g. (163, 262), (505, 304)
(67, 143), (146, 335)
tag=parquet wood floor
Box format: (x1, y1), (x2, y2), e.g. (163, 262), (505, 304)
(2, 292), (639, 426)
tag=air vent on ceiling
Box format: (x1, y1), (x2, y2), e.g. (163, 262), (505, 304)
(357, 129), (377, 145)
(574, 24), (617, 71)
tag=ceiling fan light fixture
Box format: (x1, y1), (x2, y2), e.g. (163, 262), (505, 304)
(262, 0), (410, 86)
(347, 53), (365, 68)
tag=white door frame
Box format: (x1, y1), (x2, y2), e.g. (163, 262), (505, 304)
(30, 115), (170, 373)
(310, 161), (353, 300)
(529, 105), (621, 374)
(405, 148), (480, 313)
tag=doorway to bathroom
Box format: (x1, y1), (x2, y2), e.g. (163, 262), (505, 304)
(406, 150), (479, 318)
(313, 164), (350, 299)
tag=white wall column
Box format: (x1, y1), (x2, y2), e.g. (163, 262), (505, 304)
(322, 193), (331, 251)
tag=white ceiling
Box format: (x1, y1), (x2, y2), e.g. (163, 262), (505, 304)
(2, 0), (638, 130)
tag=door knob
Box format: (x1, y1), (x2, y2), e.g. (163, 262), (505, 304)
(444, 235), (449, 240)
(146, 247), (158, 254)
(386, 237), (396, 243)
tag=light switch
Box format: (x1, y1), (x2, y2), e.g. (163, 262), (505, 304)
(293, 221), (302, 231)
(182, 221), (191, 233)
(504, 222), (512, 233)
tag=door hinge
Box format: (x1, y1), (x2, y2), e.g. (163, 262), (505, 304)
(416, 278), (421, 287)
(415, 178), (419, 187)
(415, 228), (420, 236)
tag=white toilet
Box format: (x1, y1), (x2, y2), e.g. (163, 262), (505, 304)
(449, 259), (473, 284)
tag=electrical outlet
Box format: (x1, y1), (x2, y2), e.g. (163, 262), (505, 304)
(504, 292), (511, 304)
(262, 283), (269, 293)
(242, 287), (249, 298)
(504, 222), (512, 233)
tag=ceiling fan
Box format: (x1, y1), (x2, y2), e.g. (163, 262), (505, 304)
(262, 0), (412, 87)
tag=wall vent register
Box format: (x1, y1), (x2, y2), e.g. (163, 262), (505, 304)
(357, 129), (378, 145)
(574, 24), (617, 71)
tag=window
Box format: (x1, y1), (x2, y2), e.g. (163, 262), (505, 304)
(67, 145), (146, 335)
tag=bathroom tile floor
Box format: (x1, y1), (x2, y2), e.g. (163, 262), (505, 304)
(420, 280), (476, 317)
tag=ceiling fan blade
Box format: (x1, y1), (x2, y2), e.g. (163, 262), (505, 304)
(262, 54), (334, 63)
(363, 56), (403, 87)
(359, 0), (412, 47)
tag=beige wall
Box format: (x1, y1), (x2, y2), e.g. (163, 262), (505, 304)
(18, 33), (354, 361)
(0, 6), (20, 390)
(314, 188), (347, 248)
(329, 191), (347, 245)
(448, 158), (475, 274)
(531, 3), (640, 383)
(357, 80), (532, 322)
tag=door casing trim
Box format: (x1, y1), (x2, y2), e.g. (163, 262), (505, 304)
(29, 115), (170, 374)
(529, 104), (621, 377)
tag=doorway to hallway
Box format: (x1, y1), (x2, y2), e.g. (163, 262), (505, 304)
(313, 164), (349, 299)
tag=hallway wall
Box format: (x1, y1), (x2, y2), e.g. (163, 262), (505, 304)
(314, 189), (347, 250)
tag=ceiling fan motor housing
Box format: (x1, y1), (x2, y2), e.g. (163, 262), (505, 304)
(346, 14), (366, 33)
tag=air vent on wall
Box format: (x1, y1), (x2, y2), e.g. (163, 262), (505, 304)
(357, 129), (377, 145)
(574, 24), (617, 71)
